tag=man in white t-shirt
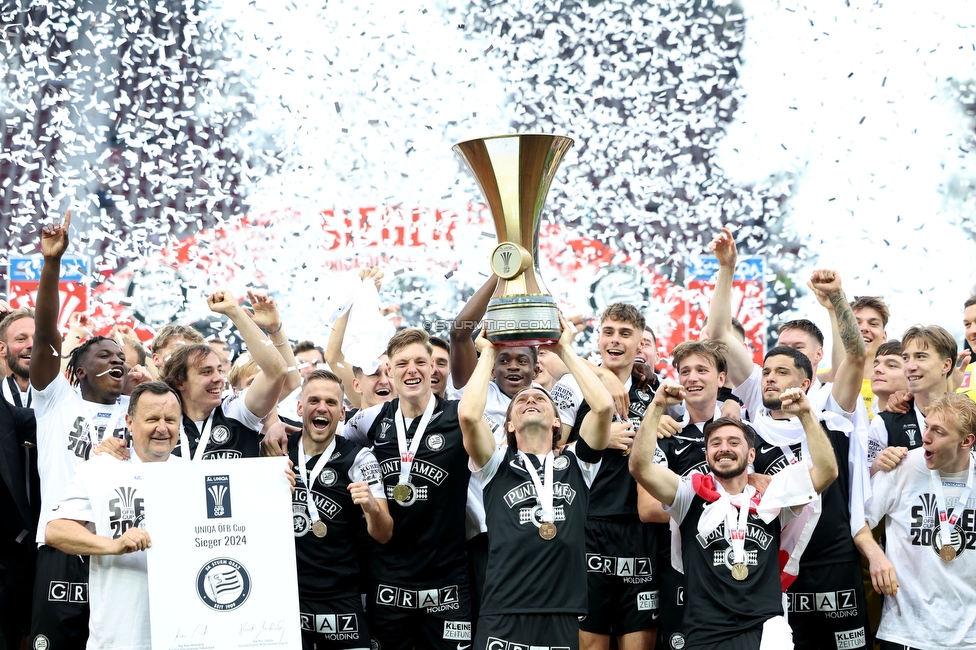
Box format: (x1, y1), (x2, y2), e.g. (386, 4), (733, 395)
(29, 213), (145, 650)
(45, 382), (181, 650)
(861, 392), (976, 650)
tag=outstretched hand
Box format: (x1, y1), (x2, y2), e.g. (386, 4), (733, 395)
(41, 210), (72, 259)
(708, 227), (737, 268)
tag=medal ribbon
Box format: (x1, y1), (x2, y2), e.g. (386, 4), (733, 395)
(179, 412), (214, 461)
(298, 438), (337, 527)
(518, 451), (555, 524)
(394, 395), (436, 487)
(724, 488), (753, 567)
(929, 458), (975, 551)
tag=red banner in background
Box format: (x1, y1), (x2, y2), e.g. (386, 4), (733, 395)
(6, 255), (90, 330)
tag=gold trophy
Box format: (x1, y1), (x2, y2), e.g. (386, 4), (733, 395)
(453, 134), (574, 346)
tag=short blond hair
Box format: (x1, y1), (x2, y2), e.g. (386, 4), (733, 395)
(926, 393), (976, 441)
(228, 353), (259, 390)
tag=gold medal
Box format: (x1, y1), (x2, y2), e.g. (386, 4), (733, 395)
(731, 563), (749, 581)
(311, 521), (327, 538)
(940, 545), (957, 562)
(392, 483), (412, 504)
(539, 522), (557, 540)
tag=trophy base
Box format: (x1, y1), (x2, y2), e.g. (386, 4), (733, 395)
(485, 295), (560, 347)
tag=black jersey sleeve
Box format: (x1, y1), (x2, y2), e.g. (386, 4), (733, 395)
(573, 435), (604, 464)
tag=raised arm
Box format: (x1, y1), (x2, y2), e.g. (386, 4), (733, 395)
(553, 315), (613, 451)
(809, 270), (866, 413)
(779, 387), (839, 494)
(246, 290), (301, 402)
(703, 228), (754, 385)
(207, 290), (286, 419)
(30, 212), (72, 391)
(449, 274), (496, 390)
(629, 380), (683, 507)
(458, 329), (500, 469)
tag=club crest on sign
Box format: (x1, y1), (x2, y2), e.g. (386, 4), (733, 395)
(196, 558), (251, 611)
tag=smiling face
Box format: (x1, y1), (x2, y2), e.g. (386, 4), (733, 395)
(871, 353), (908, 400)
(353, 355), (395, 408)
(298, 378), (344, 448)
(761, 354), (811, 411)
(0, 316), (34, 381)
(635, 330), (658, 367)
(127, 390), (181, 462)
(902, 340), (952, 395)
(598, 318), (641, 374)
(430, 346), (451, 397)
(677, 353), (725, 410)
(77, 339), (128, 403)
(964, 304), (976, 352)
(505, 387), (559, 444)
(705, 425), (755, 480)
(388, 343), (431, 402)
(854, 307), (887, 357)
(177, 351), (225, 414)
(493, 347), (536, 398)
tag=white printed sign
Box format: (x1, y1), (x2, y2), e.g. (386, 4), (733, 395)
(143, 458), (301, 650)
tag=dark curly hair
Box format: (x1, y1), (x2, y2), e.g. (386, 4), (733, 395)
(65, 336), (121, 387)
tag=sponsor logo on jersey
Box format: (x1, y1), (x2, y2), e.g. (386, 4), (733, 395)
(904, 424), (918, 446)
(318, 468), (338, 487)
(109, 486), (145, 538)
(375, 583), (459, 613)
(300, 611), (360, 639)
(442, 621), (471, 641)
(426, 433), (445, 451)
(550, 383), (576, 413)
(293, 504), (311, 536)
(503, 481), (578, 507)
(486, 639), (569, 650)
(204, 450), (243, 460)
(834, 627), (866, 649)
(713, 548), (758, 569)
(637, 590), (659, 611)
(787, 590), (858, 617)
(378, 457), (449, 485)
(378, 421), (392, 439)
(696, 521), (773, 551)
(520, 504), (566, 527)
(47, 581), (87, 603)
(587, 554), (653, 578)
(210, 425), (230, 444)
(196, 558), (251, 611)
(206, 475), (233, 519)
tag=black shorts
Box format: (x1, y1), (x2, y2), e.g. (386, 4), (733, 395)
(475, 613), (579, 650)
(786, 560), (869, 650)
(300, 593), (370, 650)
(467, 532), (489, 627)
(0, 537), (36, 650)
(30, 546), (89, 650)
(368, 572), (472, 650)
(656, 552), (686, 650)
(578, 517), (658, 636)
(687, 627), (761, 650)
